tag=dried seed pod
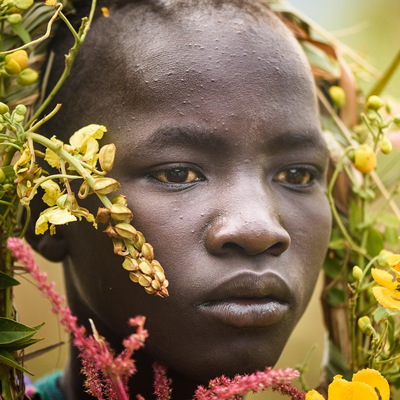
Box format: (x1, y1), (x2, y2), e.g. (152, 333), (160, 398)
(138, 275), (152, 287)
(152, 260), (164, 274)
(112, 237), (126, 255)
(110, 203), (133, 223)
(114, 223), (137, 241)
(129, 272), (141, 283)
(139, 260), (153, 276)
(93, 177), (121, 195)
(99, 143), (116, 173)
(141, 243), (154, 262)
(111, 194), (127, 206)
(95, 207), (111, 225)
(123, 257), (139, 271)
(151, 280), (161, 290)
(134, 231), (145, 251)
(145, 286), (156, 295)
(154, 271), (166, 283)
(103, 224), (119, 238)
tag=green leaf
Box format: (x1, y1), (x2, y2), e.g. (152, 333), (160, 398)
(32, 322), (45, 331)
(366, 228), (384, 258)
(349, 198), (362, 234)
(373, 307), (388, 323)
(322, 339), (353, 382)
(0, 272), (20, 290)
(301, 41), (340, 78)
(10, 22), (31, 44)
(323, 256), (342, 279)
(326, 287), (345, 306)
(0, 186), (4, 201)
(329, 239), (346, 251)
(3, 337), (43, 352)
(377, 213), (400, 228)
(0, 348), (33, 375)
(385, 226), (399, 247)
(0, 318), (37, 346)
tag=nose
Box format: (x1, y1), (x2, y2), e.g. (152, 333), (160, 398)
(205, 188), (291, 257)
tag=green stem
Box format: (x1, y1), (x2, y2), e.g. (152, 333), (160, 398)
(26, 132), (112, 208)
(58, 11), (80, 42)
(369, 47), (400, 97)
(20, 205), (30, 239)
(327, 148), (366, 255)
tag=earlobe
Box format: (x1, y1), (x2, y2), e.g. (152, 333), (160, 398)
(25, 225), (69, 262)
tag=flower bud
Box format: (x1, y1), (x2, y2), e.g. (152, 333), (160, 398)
(353, 144), (377, 173)
(110, 203), (133, 223)
(56, 193), (68, 209)
(13, 113), (24, 123)
(154, 271), (166, 283)
(394, 115), (400, 125)
(129, 272), (140, 283)
(99, 143), (116, 173)
(15, 104), (27, 115)
(0, 169), (6, 184)
(141, 243), (154, 261)
(138, 274), (152, 287)
(152, 260), (164, 274)
(133, 231), (145, 251)
(352, 266), (362, 281)
(111, 194), (127, 206)
(93, 177), (121, 195)
(7, 13), (22, 24)
(367, 95), (384, 111)
(5, 50), (28, 75)
(380, 138), (392, 155)
(15, 0), (33, 10)
(378, 249), (394, 268)
(358, 316), (373, 336)
(95, 207), (110, 225)
(139, 260), (153, 276)
(329, 86), (346, 108)
(123, 257), (139, 271)
(114, 222), (137, 241)
(0, 103), (9, 115)
(17, 68), (39, 86)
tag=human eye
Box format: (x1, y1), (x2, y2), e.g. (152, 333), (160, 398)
(151, 166), (204, 184)
(274, 167), (316, 187)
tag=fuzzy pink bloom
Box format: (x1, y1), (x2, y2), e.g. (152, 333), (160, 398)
(153, 361), (172, 400)
(194, 368), (301, 400)
(7, 238), (147, 400)
(272, 382), (306, 400)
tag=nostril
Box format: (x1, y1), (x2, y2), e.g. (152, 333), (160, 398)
(268, 242), (288, 256)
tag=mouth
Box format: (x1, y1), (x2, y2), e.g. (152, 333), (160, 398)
(198, 271), (293, 328)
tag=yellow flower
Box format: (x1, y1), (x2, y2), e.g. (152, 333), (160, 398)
(101, 7), (110, 17)
(44, 136), (64, 168)
(14, 145), (32, 175)
(35, 206), (77, 235)
(44, 0), (57, 5)
(372, 267), (400, 311)
(40, 180), (62, 206)
(69, 124), (107, 167)
(306, 369), (389, 400)
(387, 254), (400, 272)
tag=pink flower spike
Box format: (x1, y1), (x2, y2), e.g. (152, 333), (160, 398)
(153, 361), (172, 400)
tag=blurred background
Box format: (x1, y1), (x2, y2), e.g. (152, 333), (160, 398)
(14, 0), (400, 398)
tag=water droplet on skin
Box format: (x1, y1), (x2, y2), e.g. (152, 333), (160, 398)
(180, 216), (183, 219)
(145, 80), (149, 84)
(201, 213), (204, 217)
(211, 79), (215, 82)
(154, 78), (158, 82)
(276, 67), (280, 71)
(191, 230), (195, 234)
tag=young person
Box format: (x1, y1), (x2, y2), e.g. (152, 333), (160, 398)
(27, 0), (332, 398)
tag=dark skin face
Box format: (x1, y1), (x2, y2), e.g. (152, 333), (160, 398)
(32, 3), (332, 398)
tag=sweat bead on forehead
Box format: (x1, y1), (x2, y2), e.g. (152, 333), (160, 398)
(42, 0), (331, 386)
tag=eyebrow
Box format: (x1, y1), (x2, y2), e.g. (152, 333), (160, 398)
(132, 125), (328, 156)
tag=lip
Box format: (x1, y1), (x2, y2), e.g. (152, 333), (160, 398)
(198, 271), (293, 328)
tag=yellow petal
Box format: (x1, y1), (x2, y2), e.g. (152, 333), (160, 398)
(48, 207), (77, 225)
(305, 390), (325, 400)
(69, 124), (106, 151)
(349, 381), (379, 400)
(371, 268), (396, 291)
(81, 136), (99, 165)
(352, 369), (390, 400)
(35, 213), (50, 235)
(44, 148), (60, 168)
(328, 375), (352, 400)
(14, 146), (31, 173)
(101, 7), (110, 17)
(41, 180), (61, 206)
(372, 286), (400, 311)
(387, 254), (400, 272)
